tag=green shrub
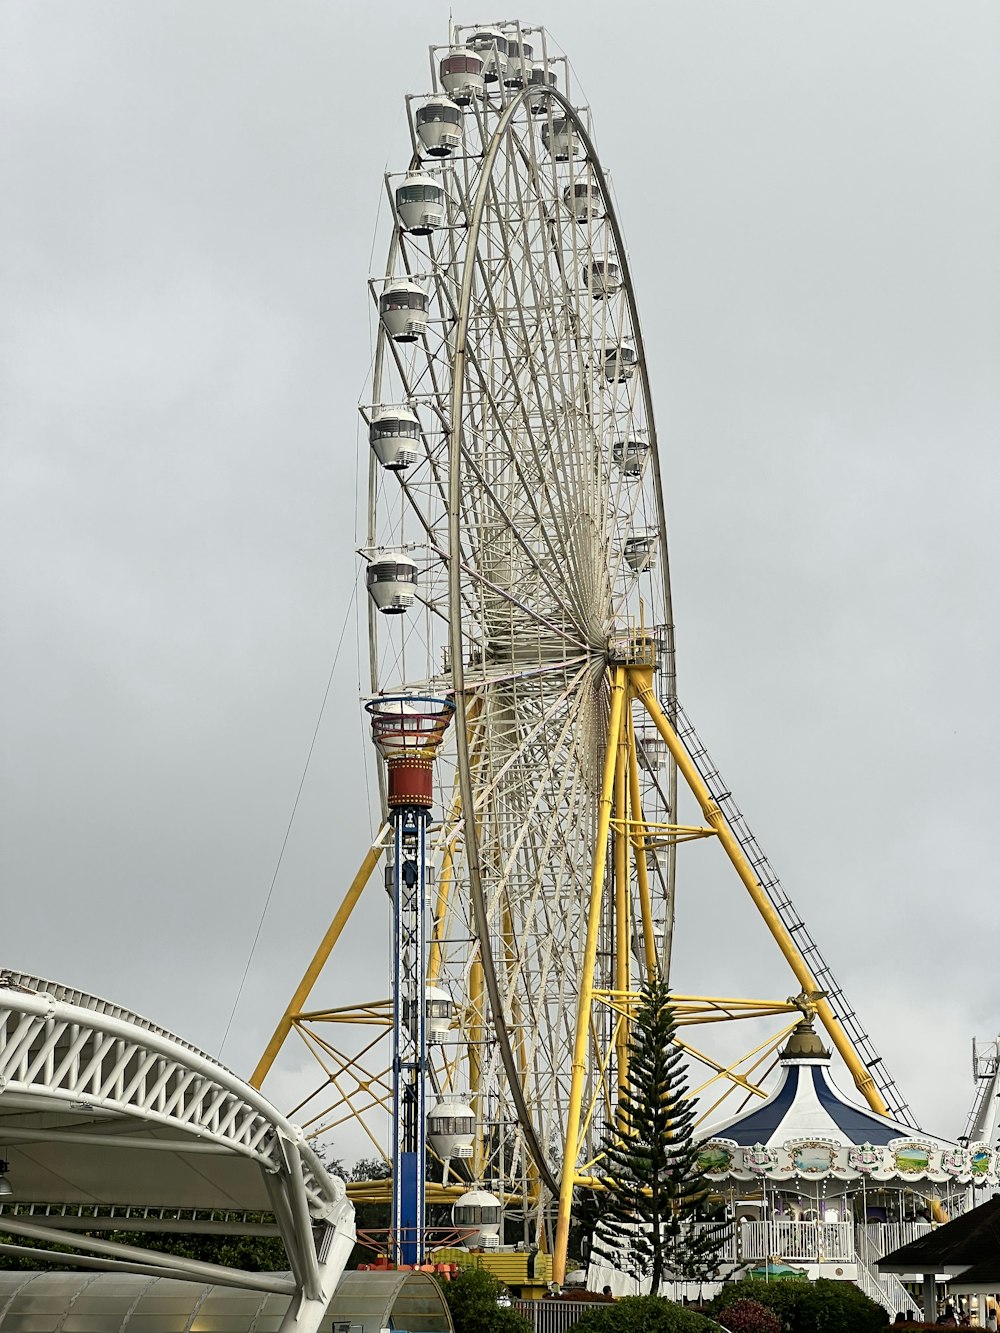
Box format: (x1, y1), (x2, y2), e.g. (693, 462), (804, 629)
(572, 1294), (718, 1333)
(712, 1278), (888, 1333)
(718, 1297), (782, 1333)
(436, 1267), (531, 1333)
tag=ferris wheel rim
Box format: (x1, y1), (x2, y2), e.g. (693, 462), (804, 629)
(363, 55), (680, 1197)
(444, 83), (676, 1194)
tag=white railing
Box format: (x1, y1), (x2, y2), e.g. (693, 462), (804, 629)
(690, 1219), (934, 1271)
(738, 1220), (854, 1262)
(687, 1222), (741, 1263)
(865, 1221), (933, 1256)
(516, 1302), (612, 1333)
(855, 1225), (917, 1317)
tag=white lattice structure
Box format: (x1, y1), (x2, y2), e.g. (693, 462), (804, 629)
(0, 972), (355, 1332)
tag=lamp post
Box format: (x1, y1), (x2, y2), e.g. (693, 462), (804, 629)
(366, 694), (455, 1267)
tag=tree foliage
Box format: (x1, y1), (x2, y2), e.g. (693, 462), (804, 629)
(717, 1297), (782, 1333)
(572, 1294), (717, 1333)
(0, 1222), (287, 1272)
(591, 980), (727, 1291)
(436, 1267), (530, 1333)
(711, 1278), (888, 1333)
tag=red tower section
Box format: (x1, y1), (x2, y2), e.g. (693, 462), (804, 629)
(367, 697), (455, 808)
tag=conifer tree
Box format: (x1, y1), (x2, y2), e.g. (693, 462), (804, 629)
(591, 979), (726, 1292)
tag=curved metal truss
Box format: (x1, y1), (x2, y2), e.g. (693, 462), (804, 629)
(0, 973), (354, 1333)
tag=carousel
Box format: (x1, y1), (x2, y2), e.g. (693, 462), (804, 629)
(689, 1018), (999, 1306)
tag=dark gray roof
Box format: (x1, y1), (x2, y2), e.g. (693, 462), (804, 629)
(879, 1194), (1000, 1274)
(949, 1259), (1000, 1291)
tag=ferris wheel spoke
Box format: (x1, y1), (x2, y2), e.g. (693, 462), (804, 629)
(465, 661), (593, 820)
(474, 685), (600, 1063)
(448, 392), (586, 635)
(506, 753), (595, 1068)
(457, 225), (587, 581)
(477, 144), (599, 571)
(471, 105), (598, 508)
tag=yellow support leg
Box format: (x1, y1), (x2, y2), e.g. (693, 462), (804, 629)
(250, 828), (387, 1090)
(428, 839), (454, 984)
(631, 671), (889, 1115)
(626, 705), (658, 982)
(553, 667), (627, 1285)
(614, 703), (630, 1113)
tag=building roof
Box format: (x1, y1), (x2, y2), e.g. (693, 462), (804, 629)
(707, 1060), (914, 1148)
(0, 970), (344, 1217)
(949, 1259), (1000, 1292)
(703, 1021), (927, 1150)
(0, 1270), (454, 1332)
(879, 1194), (1000, 1275)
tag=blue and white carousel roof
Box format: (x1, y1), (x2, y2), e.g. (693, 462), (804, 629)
(697, 1021), (999, 1187)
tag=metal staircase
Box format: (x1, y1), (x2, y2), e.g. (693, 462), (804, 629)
(673, 701), (917, 1128)
(854, 1224), (917, 1317)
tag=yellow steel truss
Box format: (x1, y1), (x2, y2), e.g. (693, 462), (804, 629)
(252, 653), (893, 1284)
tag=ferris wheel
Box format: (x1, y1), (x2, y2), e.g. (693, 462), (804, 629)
(254, 15), (912, 1286)
(362, 21), (676, 1199)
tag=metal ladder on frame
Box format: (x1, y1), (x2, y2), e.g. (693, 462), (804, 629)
(672, 700), (917, 1129)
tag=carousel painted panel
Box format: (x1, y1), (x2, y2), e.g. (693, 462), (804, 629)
(967, 1141), (999, 1185)
(783, 1138), (853, 1181)
(697, 1137), (1000, 1185)
(697, 1139), (743, 1180)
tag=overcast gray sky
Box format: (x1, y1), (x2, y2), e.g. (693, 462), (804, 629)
(2, 1), (999, 1156)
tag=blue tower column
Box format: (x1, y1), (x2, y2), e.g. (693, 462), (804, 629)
(392, 806), (428, 1266)
(366, 695), (455, 1270)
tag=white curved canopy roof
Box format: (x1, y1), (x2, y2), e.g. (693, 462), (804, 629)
(0, 1270), (454, 1333)
(0, 970), (343, 1215)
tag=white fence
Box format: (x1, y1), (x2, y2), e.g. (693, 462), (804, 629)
(740, 1220), (854, 1262)
(515, 1301), (612, 1333)
(863, 1221), (933, 1256)
(690, 1218), (934, 1266)
(691, 1219), (854, 1264)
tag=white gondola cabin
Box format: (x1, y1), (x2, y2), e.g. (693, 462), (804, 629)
(402, 981), (448, 1041)
(528, 62), (557, 115)
(466, 28), (509, 83)
(612, 437), (650, 477)
(425, 985), (454, 1043)
(379, 280), (428, 342)
(541, 115), (580, 160)
(395, 172), (445, 235)
(366, 552), (417, 614)
(453, 1189), (502, 1249)
(603, 344), (636, 382)
(624, 533), (657, 572)
(415, 97), (463, 157)
(584, 259), (621, 298)
(563, 180), (604, 222)
(369, 406), (421, 470)
(427, 1100), (475, 1161)
(438, 47), (485, 104)
(502, 34), (533, 87)
(635, 730), (670, 770)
